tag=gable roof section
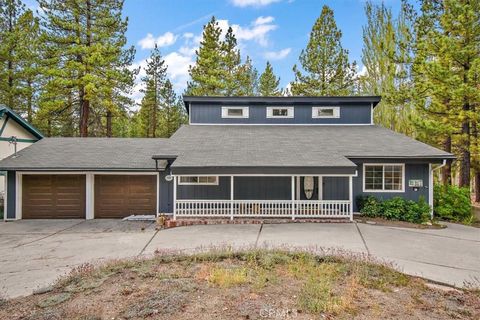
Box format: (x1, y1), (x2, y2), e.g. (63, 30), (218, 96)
(0, 125), (454, 174)
(0, 106), (43, 139)
(183, 96), (382, 113)
(0, 138), (170, 171)
(166, 125), (454, 174)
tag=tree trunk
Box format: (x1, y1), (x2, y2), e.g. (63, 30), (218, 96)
(442, 135), (452, 185)
(475, 171), (480, 203)
(79, 0), (92, 137)
(459, 118), (471, 188)
(106, 110), (112, 137)
(79, 92), (89, 137)
(7, 8), (14, 109)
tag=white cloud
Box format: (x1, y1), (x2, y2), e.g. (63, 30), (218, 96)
(254, 16), (274, 25)
(264, 48), (291, 60)
(230, 16), (277, 47)
(138, 32), (177, 50)
(231, 0), (282, 7)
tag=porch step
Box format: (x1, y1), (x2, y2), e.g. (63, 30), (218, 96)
(162, 217), (351, 229)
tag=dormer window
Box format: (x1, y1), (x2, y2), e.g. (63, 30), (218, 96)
(222, 106), (249, 118)
(266, 106), (294, 118)
(312, 106), (340, 119)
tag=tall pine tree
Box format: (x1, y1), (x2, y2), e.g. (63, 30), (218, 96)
(187, 16), (224, 96)
(158, 79), (187, 138)
(413, 0), (480, 188)
(291, 5), (357, 96)
(138, 44), (167, 138)
(259, 61), (281, 96)
(359, 1), (415, 135)
(38, 0), (136, 137)
(0, 1), (42, 117)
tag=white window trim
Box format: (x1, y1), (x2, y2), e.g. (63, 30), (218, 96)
(266, 106), (294, 119)
(221, 106), (249, 119)
(178, 176), (219, 186)
(312, 106), (340, 119)
(362, 163), (405, 193)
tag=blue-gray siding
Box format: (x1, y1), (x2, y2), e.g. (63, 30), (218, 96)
(6, 171), (15, 219)
(234, 176), (291, 200)
(351, 160), (429, 211)
(323, 177), (349, 200)
(190, 104), (372, 125)
(159, 171), (173, 214)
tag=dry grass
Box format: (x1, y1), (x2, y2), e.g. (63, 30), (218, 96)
(1, 248), (479, 319)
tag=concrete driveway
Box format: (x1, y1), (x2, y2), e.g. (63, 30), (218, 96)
(0, 220), (479, 298)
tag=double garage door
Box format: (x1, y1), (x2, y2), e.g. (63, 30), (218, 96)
(22, 174), (157, 219)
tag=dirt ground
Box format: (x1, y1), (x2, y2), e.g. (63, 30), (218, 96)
(1, 249), (479, 320)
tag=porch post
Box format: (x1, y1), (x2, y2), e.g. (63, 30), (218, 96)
(428, 163), (434, 219)
(291, 176), (295, 220)
(173, 175), (177, 220)
(230, 176), (234, 220)
(349, 175), (353, 221)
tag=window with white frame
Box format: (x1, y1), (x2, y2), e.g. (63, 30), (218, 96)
(178, 176), (219, 185)
(312, 106), (340, 118)
(364, 164), (404, 192)
(221, 106), (249, 118)
(266, 106), (294, 118)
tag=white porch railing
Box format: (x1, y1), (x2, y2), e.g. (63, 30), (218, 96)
(175, 200), (351, 219)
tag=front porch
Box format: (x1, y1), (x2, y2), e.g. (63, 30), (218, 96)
(172, 175), (354, 221)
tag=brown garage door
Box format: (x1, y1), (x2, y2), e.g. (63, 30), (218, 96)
(94, 175), (157, 218)
(22, 175), (86, 219)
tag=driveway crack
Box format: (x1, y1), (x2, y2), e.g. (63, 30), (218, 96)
(254, 223), (264, 248)
(355, 222), (370, 254)
(138, 229), (160, 256)
(14, 220), (86, 248)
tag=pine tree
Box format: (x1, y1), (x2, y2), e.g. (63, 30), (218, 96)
(236, 56), (258, 96)
(138, 44), (167, 138)
(359, 1), (415, 135)
(0, 1), (42, 117)
(38, 0), (136, 137)
(158, 79), (187, 138)
(259, 61), (281, 96)
(186, 16), (224, 96)
(413, 0), (480, 188)
(291, 5), (357, 96)
(221, 26), (242, 95)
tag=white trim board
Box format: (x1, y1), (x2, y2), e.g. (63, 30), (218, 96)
(189, 123), (373, 126)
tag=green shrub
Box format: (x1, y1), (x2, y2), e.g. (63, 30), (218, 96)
(356, 196), (382, 217)
(434, 184), (472, 222)
(358, 196), (430, 224)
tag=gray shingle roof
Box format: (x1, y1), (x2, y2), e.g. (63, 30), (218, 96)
(167, 125), (454, 170)
(0, 138), (170, 170)
(0, 125), (454, 173)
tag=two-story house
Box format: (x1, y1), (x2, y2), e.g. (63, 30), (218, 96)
(0, 96), (454, 221)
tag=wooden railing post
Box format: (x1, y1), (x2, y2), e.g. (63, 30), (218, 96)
(291, 176), (295, 220)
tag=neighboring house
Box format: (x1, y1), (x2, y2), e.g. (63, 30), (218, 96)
(0, 106), (43, 212)
(0, 96), (454, 221)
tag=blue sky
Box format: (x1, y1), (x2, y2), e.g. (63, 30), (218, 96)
(25, 0), (404, 99)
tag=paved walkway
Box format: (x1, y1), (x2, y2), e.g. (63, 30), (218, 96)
(0, 220), (479, 298)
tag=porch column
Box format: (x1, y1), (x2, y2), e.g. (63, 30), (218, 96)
(349, 175), (353, 221)
(291, 176), (295, 220)
(173, 175), (177, 220)
(428, 163), (434, 219)
(230, 176), (234, 220)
